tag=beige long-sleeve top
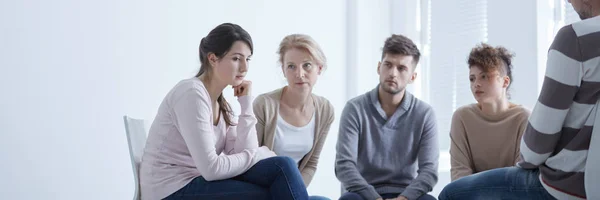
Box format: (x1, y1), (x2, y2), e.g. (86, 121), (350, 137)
(253, 87), (335, 186)
(449, 103), (530, 181)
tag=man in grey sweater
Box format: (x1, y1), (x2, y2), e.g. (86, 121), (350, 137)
(335, 34), (439, 200)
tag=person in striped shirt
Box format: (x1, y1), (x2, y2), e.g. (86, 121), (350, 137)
(438, 0), (600, 199)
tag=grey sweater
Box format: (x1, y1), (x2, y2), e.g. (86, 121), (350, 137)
(335, 86), (439, 200)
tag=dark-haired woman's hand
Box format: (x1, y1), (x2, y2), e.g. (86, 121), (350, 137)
(233, 80), (252, 97)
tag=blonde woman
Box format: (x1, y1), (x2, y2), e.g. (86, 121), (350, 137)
(254, 34), (334, 200)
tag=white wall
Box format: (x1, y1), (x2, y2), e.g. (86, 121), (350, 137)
(0, 0), (347, 199)
(348, 0), (393, 97)
(391, 0), (423, 98)
(488, 0), (541, 110)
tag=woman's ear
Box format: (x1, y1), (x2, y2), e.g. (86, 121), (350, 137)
(503, 76), (511, 88)
(208, 53), (218, 67)
(318, 65), (323, 75)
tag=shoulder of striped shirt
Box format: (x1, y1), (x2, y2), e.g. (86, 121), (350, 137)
(572, 16), (600, 37)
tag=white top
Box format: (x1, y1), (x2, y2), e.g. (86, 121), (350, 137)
(273, 113), (315, 164)
(139, 78), (274, 200)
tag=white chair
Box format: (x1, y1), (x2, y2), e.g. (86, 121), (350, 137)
(123, 116), (148, 200)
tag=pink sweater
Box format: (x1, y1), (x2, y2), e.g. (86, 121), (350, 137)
(139, 78), (273, 200)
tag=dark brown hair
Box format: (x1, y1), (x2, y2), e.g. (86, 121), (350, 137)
(196, 23), (253, 126)
(381, 34), (421, 65)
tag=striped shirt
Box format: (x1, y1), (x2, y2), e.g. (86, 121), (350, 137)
(517, 16), (600, 200)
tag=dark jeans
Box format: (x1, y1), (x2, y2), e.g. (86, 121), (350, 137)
(164, 156), (309, 200)
(438, 167), (556, 200)
(339, 192), (437, 200)
(309, 195), (331, 200)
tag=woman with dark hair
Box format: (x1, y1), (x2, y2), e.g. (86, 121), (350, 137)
(139, 23), (309, 200)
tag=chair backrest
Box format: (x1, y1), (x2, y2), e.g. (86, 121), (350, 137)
(123, 116), (148, 200)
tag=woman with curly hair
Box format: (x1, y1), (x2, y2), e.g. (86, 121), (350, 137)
(449, 43), (530, 181)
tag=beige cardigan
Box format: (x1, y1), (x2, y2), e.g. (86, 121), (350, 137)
(252, 87), (335, 186)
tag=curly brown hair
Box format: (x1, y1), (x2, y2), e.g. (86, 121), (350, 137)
(468, 43), (515, 88)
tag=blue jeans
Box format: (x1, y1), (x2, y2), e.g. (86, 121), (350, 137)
(164, 156), (309, 200)
(339, 192), (437, 200)
(309, 195), (331, 200)
(438, 167), (556, 200)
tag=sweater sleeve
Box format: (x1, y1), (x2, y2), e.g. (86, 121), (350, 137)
(172, 88), (261, 181)
(517, 25), (582, 169)
(301, 100), (335, 186)
(224, 95), (259, 154)
(252, 95), (267, 147)
(335, 102), (381, 200)
(449, 110), (474, 181)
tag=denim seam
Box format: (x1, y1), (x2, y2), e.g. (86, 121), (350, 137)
(274, 161), (297, 200)
(447, 186), (549, 198)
